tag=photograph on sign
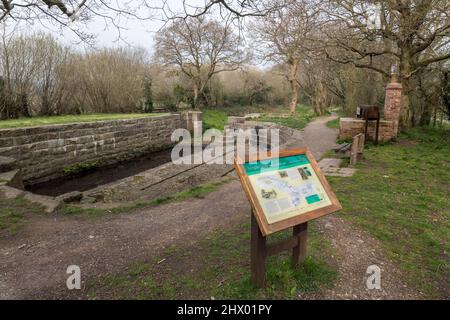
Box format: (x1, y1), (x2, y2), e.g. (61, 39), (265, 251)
(243, 154), (332, 224)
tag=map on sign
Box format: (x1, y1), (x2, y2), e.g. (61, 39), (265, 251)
(243, 155), (332, 224)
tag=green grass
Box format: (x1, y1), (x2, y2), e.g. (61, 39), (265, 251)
(326, 118), (340, 129)
(0, 113), (167, 129)
(259, 105), (315, 130)
(58, 178), (232, 216)
(87, 221), (337, 299)
(202, 109), (228, 131)
(0, 196), (45, 235)
(329, 126), (450, 298)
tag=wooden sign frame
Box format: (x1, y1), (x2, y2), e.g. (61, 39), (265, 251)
(234, 148), (342, 236)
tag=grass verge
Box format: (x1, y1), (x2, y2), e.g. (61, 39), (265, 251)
(0, 113), (166, 129)
(326, 117), (340, 129)
(329, 126), (450, 298)
(87, 221), (337, 299)
(0, 196), (45, 235)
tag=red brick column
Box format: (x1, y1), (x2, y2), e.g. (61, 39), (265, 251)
(384, 74), (403, 137)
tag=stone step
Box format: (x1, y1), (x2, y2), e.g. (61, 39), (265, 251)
(0, 156), (17, 173)
(322, 167), (357, 177)
(318, 158), (343, 170)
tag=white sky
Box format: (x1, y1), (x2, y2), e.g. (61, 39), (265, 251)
(4, 0), (266, 66)
(16, 0), (215, 55)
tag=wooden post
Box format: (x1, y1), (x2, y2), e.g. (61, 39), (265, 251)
(292, 222), (308, 266)
(364, 118), (369, 143)
(375, 117), (380, 145)
(350, 137), (359, 166)
(251, 212), (266, 288)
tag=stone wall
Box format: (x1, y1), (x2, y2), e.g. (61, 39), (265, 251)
(0, 113), (194, 185)
(339, 118), (395, 141)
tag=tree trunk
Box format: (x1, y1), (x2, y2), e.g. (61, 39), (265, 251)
(288, 60), (299, 115)
(193, 83), (199, 108)
(313, 81), (328, 116)
(399, 52), (414, 129)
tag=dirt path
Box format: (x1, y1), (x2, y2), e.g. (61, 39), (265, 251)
(0, 116), (422, 299)
(307, 215), (423, 299)
(284, 114), (338, 159)
(0, 182), (250, 299)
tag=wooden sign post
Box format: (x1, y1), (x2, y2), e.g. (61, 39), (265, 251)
(235, 148), (342, 287)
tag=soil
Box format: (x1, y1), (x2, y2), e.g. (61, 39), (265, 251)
(0, 115), (424, 299)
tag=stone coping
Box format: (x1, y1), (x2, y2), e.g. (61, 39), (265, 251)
(0, 113), (179, 135)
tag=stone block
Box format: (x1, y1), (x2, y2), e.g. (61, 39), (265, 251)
(56, 191), (83, 203)
(0, 155), (17, 173)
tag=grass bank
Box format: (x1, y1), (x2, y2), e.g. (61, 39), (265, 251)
(0, 113), (167, 129)
(329, 127), (450, 298)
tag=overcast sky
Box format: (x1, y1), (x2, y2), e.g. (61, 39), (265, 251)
(18, 0), (213, 55)
(3, 0), (264, 66)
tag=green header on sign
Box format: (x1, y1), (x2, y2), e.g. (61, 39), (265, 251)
(243, 155), (310, 176)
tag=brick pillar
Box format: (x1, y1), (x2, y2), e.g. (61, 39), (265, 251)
(384, 72), (403, 137)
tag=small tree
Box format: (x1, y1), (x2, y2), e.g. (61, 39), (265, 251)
(154, 16), (245, 108)
(142, 75), (154, 113)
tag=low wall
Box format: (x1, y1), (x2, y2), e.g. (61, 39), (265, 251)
(339, 118), (395, 142)
(0, 113), (191, 185)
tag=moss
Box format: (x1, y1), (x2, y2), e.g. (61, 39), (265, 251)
(63, 160), (104, 176)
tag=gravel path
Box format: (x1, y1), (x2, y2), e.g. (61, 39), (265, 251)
(284, 114), (338, 159)
(0, 115), (423, 299)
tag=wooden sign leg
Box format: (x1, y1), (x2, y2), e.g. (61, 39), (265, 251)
(251, 213), (266, 288)
(292, 222), (308, 266)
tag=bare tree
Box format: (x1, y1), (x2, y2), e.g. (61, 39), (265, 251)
(0, 1), (156, 43)
(160, 0), (277, 19)
(250, 0), (324, 114)
(154, 16), (245, 107)
(324, 0), (450, 127)
(0, 0), (87, 21)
